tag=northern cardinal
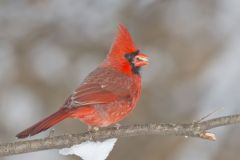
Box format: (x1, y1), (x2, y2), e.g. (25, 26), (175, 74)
(16, 24), (148, 139)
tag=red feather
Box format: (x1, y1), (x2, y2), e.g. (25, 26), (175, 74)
(102, 24), (138, 75)
(16, 108), (71, 138)
(108, 24), (136, 57)
(16, 24), (148, 139)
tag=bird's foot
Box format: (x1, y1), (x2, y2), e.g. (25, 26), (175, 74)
(114, 123), (121, 130)
(88, 126), (99, 132)
(48, 129), (55, 138)
(87, 126), (99, 141)
(93, 126), (100, 131)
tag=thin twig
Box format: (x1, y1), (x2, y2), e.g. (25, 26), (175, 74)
(196, 107), (224, 123)
(0, 114), (240, 157)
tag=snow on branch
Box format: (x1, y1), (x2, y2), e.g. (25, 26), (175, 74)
(0, 114), (240, 157)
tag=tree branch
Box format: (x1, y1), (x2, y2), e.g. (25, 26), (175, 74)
(0, 114), (240, 157)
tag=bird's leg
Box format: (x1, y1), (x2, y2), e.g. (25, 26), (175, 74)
(87, 126), (99, 141)
(47, 128), (55, 138)
(87, 126), (93, 141)
(88, 126), (99, 131)
(114, 123), (121, 130)
(93, 126), (99, 131)
(88, 125), (92, 131)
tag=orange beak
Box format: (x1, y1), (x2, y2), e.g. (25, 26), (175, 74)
(134, 53), (149, 67)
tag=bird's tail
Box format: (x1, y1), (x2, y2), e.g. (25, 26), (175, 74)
(16, 107), (71, 139)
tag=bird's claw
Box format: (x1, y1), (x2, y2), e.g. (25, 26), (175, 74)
(114, 123), (121, 130)
(48, 129), (55, 138)
(87, 126), (99, 141)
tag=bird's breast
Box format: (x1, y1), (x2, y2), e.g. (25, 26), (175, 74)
(72, 90), (140, 127)
(71, 70), (142, 127)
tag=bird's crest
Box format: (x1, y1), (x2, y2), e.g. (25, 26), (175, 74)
(108, 24), (137, 57)
(102, 24), (147, 76)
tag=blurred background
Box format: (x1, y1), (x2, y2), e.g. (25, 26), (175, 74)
(0, 0), (240, 160)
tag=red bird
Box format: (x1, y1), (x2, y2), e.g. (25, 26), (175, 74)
(16, 24), (148, 139)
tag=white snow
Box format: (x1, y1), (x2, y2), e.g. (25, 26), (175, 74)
(59, 138), (118, 160)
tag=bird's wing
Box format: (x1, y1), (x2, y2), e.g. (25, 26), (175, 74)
(64, 67), (134, 108)
(65, 82), (126, 108)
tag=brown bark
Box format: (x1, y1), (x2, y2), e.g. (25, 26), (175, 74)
(0, 114), (240, 157)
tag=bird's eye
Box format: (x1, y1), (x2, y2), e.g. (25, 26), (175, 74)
(124, 53), (134, 62)
(124, 54), (131, 60)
